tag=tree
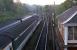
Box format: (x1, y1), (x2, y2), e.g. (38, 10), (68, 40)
(56, 0), (77, 15)
(0, 0), (14, 11)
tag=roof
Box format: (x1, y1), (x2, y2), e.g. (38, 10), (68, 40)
(0, 15), (39, 49)
(0, 36), (11, 49)
(65, 14), (77, 26)
(58, 6), (77, 24)
(68, 14), (77, 23)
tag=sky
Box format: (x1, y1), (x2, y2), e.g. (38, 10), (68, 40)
(14, 0), (66, 5)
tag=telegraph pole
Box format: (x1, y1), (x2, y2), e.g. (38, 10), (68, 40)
(52, 1), (56, 50)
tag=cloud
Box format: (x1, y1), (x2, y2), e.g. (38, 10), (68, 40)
(14, 0), (65, 5)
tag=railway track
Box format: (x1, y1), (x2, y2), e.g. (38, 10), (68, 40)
(22, 19), (44, 50)
(22, 16), (49, 50)
(35, 20), (48, 50)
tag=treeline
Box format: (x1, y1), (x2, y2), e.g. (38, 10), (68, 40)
(1, 0), (77, 23)
(0, 0), (33, 22)
(0, 0), (15, 22)
(56, 0), (77, 15)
